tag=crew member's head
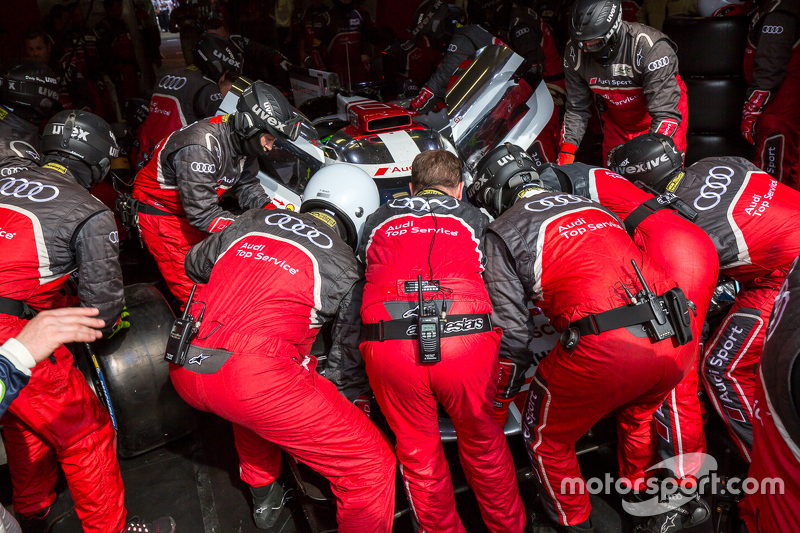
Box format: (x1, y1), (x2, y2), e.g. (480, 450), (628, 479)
(0, 58), (60, 124)
(24, 29), (53, 64)
(467, 143), (545, 218)
(300, 164), (380, 250)
(569, 0), (623, 63)
(410, 149), (463, 198)
(41, 110), (120, 189)
(607, 133), (685, 191)
(232, 80), (301, 158)
(193, 32), (243, 82)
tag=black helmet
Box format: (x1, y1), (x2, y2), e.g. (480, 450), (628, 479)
(409, 0), (466, 45)
(0, 58), (60, 121)
(607, 133), (684, 190)
(569, 0), (623, 61)
(233, 80), (301, 157)
(467, 143), (544, 218)
(193, 33), (243, 79)
(41, 110), (120, 189)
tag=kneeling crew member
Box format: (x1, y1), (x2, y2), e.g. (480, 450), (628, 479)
(170, 165), (396, 532)
(132, 80), (284, 304)
(609, 133), (800, 463)
(0, 110), (172, 533)
(358, 149), (526, 533)
(470, 144), (693, 533)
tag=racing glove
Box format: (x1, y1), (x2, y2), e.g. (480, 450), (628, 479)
(741, 90), (770, 146)
(108, 307), (131, 339)
(557, 142), (578, 166)
(410, 87), (435, 112)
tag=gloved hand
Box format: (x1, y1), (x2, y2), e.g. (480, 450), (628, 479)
(108, 307), (131, 339)
(493, 397), (514, 427)
(741, 90), (770, 145)
(557, 142), (578, 166)
(410, 86), (435, 112)
(606, 143), (624, 167)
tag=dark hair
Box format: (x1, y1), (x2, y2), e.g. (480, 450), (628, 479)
(23, 28), (51, 45)
(411, 150), (462, 192)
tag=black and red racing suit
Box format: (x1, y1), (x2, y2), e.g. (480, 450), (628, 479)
(485, 189), (689, 527)
(561, 22), (688, 162)
(358, 189), (526, 533)
(0, 161), (126, 533)
(132, 114), (270, 303)
(170, 209), (396, 532)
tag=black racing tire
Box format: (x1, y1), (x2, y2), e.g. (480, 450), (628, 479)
(685, 133), (755, 166)
(684, 76), (748, 134)
(79, 283), (197, 458)
(663, 15), (749, 77)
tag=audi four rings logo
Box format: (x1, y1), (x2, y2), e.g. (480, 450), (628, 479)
(0, 176), (59, 202)
(389, 196), (459, 212)
(210, 93), (223, 101)
(693, 166), (735, 211)
(762, 25), (783, 34)
(648, 56), (669, 72)
(109, 231), (119, 244)
(191, 162), (216, 173)
(524, 194), (591, 212)
(265, 213), (333, 249)
(158, 75), (187, 90)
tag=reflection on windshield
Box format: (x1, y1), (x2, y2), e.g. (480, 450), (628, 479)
(258, 112), (325, 196)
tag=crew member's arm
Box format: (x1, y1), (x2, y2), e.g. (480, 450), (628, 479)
(412, 31), (475, 112)
(193, 82), (224, 119)
(231, 158), (272, 210)
(741, 10), (797, 144)
(174, 145), (238, 233)
(327, 276), (369, 403)
(0, 308), (105, 415)
(73, 210), (125, 336)
(484, 229), (536, 426)
(509, 16), (546, 74)
(183, 214), (248, 283)
(641, 39), (684, 139)
(559, 42), (593, 164)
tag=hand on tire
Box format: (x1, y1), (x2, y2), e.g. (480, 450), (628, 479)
(108, 307), (131, 339)
(15, 308), (104, 364)
(741, 90), (769, 146)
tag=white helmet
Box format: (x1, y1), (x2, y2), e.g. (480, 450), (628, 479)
(698, 0), (747, 17)
(301, 163), (380, 250)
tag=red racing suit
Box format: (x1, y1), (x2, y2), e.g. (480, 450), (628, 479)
(658, 156), (800, 461)
(738, 256), (800, 533)
(170, 209), (396, 533)
(507, 5), (565, 164)
(561, 22), (689, 161)
(544, 163), (719, 480)
(358, 190), (526, 533)
(132, 115), (270, 303)
(485, 189), (689, 526)
(131, 66), (223, 169)
(743, 0), (800, 188)
(0, 161), (126, 533)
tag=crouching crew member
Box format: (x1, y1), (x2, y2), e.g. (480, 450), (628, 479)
(358, 150), (527, 533)
(169, 165), (396, 532)
(132, 80), (285, 304)
(0, 110), (172, 533)
(738, 255), (800, 533)
(538, 159), (717, 531)
(609, 133), (800, 463)
(469, 145), (694, 533)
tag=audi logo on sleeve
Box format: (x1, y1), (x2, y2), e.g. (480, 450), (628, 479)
(158, 75), (188, 90)
(109, 231), (119, 243)
(762, 25), (783, 34)
(693, 166), (735, 211)
(210, 92), (223, 101)
(0, 176), (60, 202)
(647, 56), (669, 72)
(190, 162), (216, 173)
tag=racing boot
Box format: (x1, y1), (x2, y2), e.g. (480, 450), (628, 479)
(18, 493), (75, 533)
(527, 510), (595, 533)
(120, 516), (176, 532)
(250, 482), (288, 529)
(634, 493), (711, 533)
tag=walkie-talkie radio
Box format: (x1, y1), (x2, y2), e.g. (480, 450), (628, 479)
(417, 275), (441, 364)
(164, 284), (200, 366)
(630, 260), (675, 343)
